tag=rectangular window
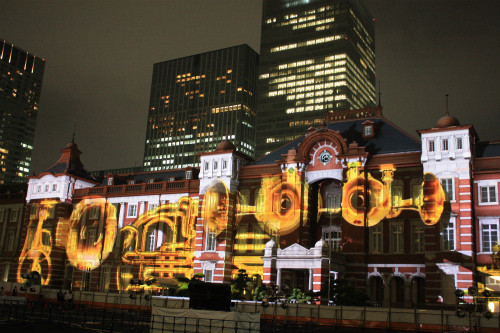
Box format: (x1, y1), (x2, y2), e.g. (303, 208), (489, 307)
(107, 177), (113, 186)
(480, 186), (497, 204)
(86, 229), (96, 248)
(82, 268), (91, 291)
(6, 231), (15, 251)
(456, 137), (463, 150)
(186, 170), (192, 179)
(428, 140), (435, 152)
(441, 178), (454, 201)
(89, 206), (100, 219)
(2, 263), (10, 282)
(9, 209), (19, 222)
(364, 125), (372, 137)
(213, 161), (218, 170)
(64, 266), (74, 290)
(100, 267), (111, 292)
(370, 224), (383, 253)
(482, 222), (499, 252)
(127, 204), (138, 217)
(442, 139), (449, 151)
(148, 203), (158, 212)
(52, 184), (58, 191)
(392, 224), (404, 253)
(206, 230), (216, 251)
(0, 209), (4, 222)
(204, 269), (213, 283)
(120, 267), (131, 291)
(222, 160), (227, 169)
(442, 218), (455, 251)
(413, 224), (425, 253)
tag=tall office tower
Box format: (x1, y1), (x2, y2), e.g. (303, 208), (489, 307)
(0, 40), (45, 184)
(256, 0), (376, 156)
(143, 44), (258, 170)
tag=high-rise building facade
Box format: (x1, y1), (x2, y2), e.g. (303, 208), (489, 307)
(0, 40), (45, 184)
(143, 45), (259, 171)
(256, 0), (376, 156)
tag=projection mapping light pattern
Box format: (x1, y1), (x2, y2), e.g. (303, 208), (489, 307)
(66, 198), (118, 270)
(17, 165), (445, 288)
(17, 199), (58, 285)
(119, 196), (198, 290)
(341, 162), (445, 227)
(236, 168), (308, 237)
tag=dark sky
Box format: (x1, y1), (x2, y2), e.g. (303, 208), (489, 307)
(1, 0), (499, 174)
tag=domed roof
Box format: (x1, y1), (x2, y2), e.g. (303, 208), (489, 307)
(436, 115), (460, 128)
(215, 140), (236, 151)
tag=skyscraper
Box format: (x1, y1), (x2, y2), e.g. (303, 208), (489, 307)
(143, 45), (258, 170)
(0, 40), (45, 184)
(256, 0), (376, 156)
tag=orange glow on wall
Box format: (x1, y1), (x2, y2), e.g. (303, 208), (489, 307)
(118, 196), (198, 290)
(17, 199), (59, 285)
(65, 198), (118, 270)
(342, 162), (445, 227)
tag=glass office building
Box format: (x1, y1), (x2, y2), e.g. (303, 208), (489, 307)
(143, 45), (258, 170)
(0, 40), (45, 183)
(256, 0), (376, 156)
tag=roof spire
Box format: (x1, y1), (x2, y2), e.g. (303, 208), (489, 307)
(445, 94), (449, 116)
(377, 80), (382, 107)
(72, 122), (76, 143)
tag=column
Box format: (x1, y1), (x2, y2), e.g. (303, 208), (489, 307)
(309, 269), (313, 291)
(277, 268), (282, 287)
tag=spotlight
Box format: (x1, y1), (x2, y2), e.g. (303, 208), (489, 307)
(468, 286), (478, 296)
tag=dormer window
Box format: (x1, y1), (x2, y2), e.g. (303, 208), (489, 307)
(186, 170), (192, 179)
(362, 120), (374, 139)
(128, 180), (135, 185)
(107, 177), (113, 186)
(147, 178), (154, 183)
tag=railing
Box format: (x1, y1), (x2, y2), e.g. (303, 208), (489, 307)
(150, 314), (260, 333)
(73, 179), (200, 198)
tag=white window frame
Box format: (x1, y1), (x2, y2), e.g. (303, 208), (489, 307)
(52, 184), (58, 191)
(441, 216), (456, 251)
(203, 269), (214, 282)
(442, 139), (449, 151)
(441, 178), (454, 202)
(428, 140), (435, 152)
(127, 203), (138, 217)
(477, 181), (499, 206)
(479, 218), (499, 253)
(206, 228), (216, 252)
(148, 202), (158, 212)
(456, 137), (463, 150)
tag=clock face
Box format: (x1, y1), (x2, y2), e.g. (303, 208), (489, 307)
(318, 150), (332, 165)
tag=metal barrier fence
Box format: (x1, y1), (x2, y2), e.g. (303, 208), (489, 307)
(150, 314), (260, 333)
(0, 300), (151, 332)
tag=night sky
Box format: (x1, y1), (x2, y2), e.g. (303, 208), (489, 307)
(1, 0), (499, 174)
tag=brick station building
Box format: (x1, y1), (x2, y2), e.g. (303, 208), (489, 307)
(2, 107), (499, 308)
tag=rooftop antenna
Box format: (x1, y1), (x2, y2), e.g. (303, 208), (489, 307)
(445, 94), (449, 116)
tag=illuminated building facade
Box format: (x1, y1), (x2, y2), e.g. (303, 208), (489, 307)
(2, 107), (500, 310)
(0, 39), (45, 184)
(256, 0), (376, 157)
(143, 44), (258, 171)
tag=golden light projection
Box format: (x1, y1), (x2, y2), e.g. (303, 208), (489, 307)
(118, 196), (198, 290)
(17, 200), (58, 285)
(237, 168), (308, 236)
(65, 198), (118, 270)
(342, 162), (445, 227)
(203, 180), (229, 236)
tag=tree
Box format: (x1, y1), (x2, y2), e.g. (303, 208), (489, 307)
(230, 269), (252, 299)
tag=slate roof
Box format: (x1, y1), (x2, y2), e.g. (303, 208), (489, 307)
(253, 117), (421, 165)
(476, 141), (500, 158)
